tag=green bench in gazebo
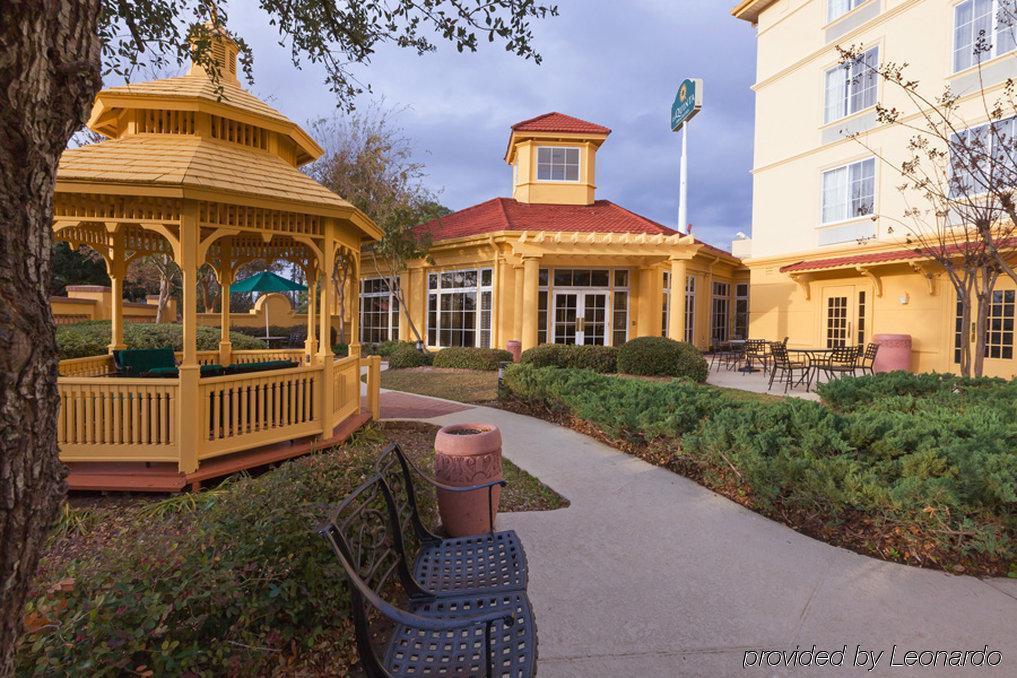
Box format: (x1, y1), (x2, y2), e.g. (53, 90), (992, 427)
(112, 348), (297, 378)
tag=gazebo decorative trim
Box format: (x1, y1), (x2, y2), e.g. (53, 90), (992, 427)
(51, 32), (382, 490)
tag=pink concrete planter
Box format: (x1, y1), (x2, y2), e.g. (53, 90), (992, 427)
(434, 423), (503, 537)
(506, 340), (522, 363)
(872, 333), (912, 373)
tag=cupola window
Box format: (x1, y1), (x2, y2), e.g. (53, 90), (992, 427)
(536, 146), (580, 182)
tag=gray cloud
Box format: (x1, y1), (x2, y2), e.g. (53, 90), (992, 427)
(206, 1), (757, 249)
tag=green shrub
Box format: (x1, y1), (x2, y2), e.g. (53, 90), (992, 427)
(364, 340), (415, 357)
(56, 321), (266, 360)
(817, 371), (1013, 412)
(520, 344), (568, 368)
(502, 364), (726, 441)
(387, 345), (432, 368)
(18, 430), (435, 675)
(519, 344), (618, 373)
(432, 347), (513, 371)
(563, 345), (618, 373)
(616, 336), (708, 382)
(333, 343), (349, 357)
(501, 364), (1017, 572)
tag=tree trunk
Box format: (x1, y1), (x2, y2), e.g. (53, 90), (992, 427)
(155, 274), (172, 323)
(0, 2), (102, 674)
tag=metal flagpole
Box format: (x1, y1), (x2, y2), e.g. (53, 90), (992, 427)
(678, 120), (688, 235)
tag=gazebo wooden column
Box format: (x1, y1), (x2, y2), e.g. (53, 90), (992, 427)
(303, 264), (318, 358)
(106, 225), (127, 353)
(178, 202), (201, 474)
(218, 238), (234, 366)
(318, 224), (337, 423)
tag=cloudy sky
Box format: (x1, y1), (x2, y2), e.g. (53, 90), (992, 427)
(228, 1), (758, 250)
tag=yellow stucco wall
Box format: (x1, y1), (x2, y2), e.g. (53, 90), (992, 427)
(739, 0), (1017, 377)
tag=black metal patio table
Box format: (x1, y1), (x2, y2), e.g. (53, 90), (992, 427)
(787, 348), (836, 388)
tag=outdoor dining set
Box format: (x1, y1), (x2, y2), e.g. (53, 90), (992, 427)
(708, 339), (880, 393)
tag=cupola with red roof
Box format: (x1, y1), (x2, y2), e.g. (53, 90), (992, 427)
(505, 112), (611, 206)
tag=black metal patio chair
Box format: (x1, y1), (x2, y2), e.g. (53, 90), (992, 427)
(375, 443), (528, 596)
(768, 342), (811, 392)
(819, 345), (859, 381)
(856, 342), (880, 375)
(744, 339), (770, 374)
(320, 473), (537, 677)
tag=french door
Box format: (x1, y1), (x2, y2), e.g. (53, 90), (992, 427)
(553, 291), (608, 345)
(821, 285), (869, 347)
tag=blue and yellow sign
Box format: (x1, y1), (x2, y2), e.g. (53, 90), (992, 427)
(670, 78), (703, 131)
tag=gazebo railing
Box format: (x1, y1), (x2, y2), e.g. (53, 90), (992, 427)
(332, 355), (361, 425)
(59, 355), (115, 377)
(55, 351), (381, 475)
(58, 377), (179, 462)
(199, 364), (322, 460)
(232, 349), (306, 364)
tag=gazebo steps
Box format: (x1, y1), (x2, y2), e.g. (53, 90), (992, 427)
(66, 410), (373, 493)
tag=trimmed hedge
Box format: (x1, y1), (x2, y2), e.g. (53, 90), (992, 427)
(18, 430), (437, 674)
(56, 320), (266, 360)
(363, 340), (416, 357)
(616, 336), (708, 382)
(502, 366), (1017, 574)
(519, 344), (618, 373)
(387, 345), (433, 369)
(432, 347), (513, 371)
(817, 371), (1013, 412)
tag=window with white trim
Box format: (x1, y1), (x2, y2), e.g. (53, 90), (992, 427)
(949, 115), (1017, 197)
(986, 289), (1015, 359)
(712, 282), (730, 344)
(684, 275), (696, 344)
(661, 270), (671, 337)
(360, 277), (400, 344)
(827, 0), (867, 23)
(536, 146), (580, 182)
(734, 283), (749, 340)
(953, 0), (1016, 73)
(824, 46), (878, 124)
(822, 158), (876, 224)
(426, 268), (493, 348)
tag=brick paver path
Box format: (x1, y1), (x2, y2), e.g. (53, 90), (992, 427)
(377, 391), (473, 419)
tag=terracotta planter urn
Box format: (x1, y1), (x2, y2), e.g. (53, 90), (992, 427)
(506, 340), (522, 363)
(872, 333), (912, 373)
(434, 423), (503, 537)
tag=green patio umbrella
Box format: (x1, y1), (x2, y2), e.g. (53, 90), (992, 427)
(230, 271), (307, 339)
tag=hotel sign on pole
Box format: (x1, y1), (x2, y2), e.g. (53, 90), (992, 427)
(670, 78), (703, 131)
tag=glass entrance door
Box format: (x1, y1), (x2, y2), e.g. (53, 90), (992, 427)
(581, 292), (608, 345)
(553, 292), (579, 344)
(822, 285), (869, 348)
(553, 291), (608, 345)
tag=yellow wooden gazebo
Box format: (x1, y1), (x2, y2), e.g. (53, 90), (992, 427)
(52, 34), (383, 491)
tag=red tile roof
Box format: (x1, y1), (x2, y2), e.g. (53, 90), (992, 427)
(779, 237), (1017, 273)
(511, 112), (611, 136)
(415, 198), (673, 240)
(413, 198), (736, 261)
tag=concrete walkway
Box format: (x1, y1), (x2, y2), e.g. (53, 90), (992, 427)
(384, 391), (1017, 677)
(708, 366), (821, 401)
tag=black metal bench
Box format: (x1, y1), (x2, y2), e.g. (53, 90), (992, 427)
(319, 444), (537, 677)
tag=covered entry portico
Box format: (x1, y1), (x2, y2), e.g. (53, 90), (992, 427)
(52, 32), (382, 491)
